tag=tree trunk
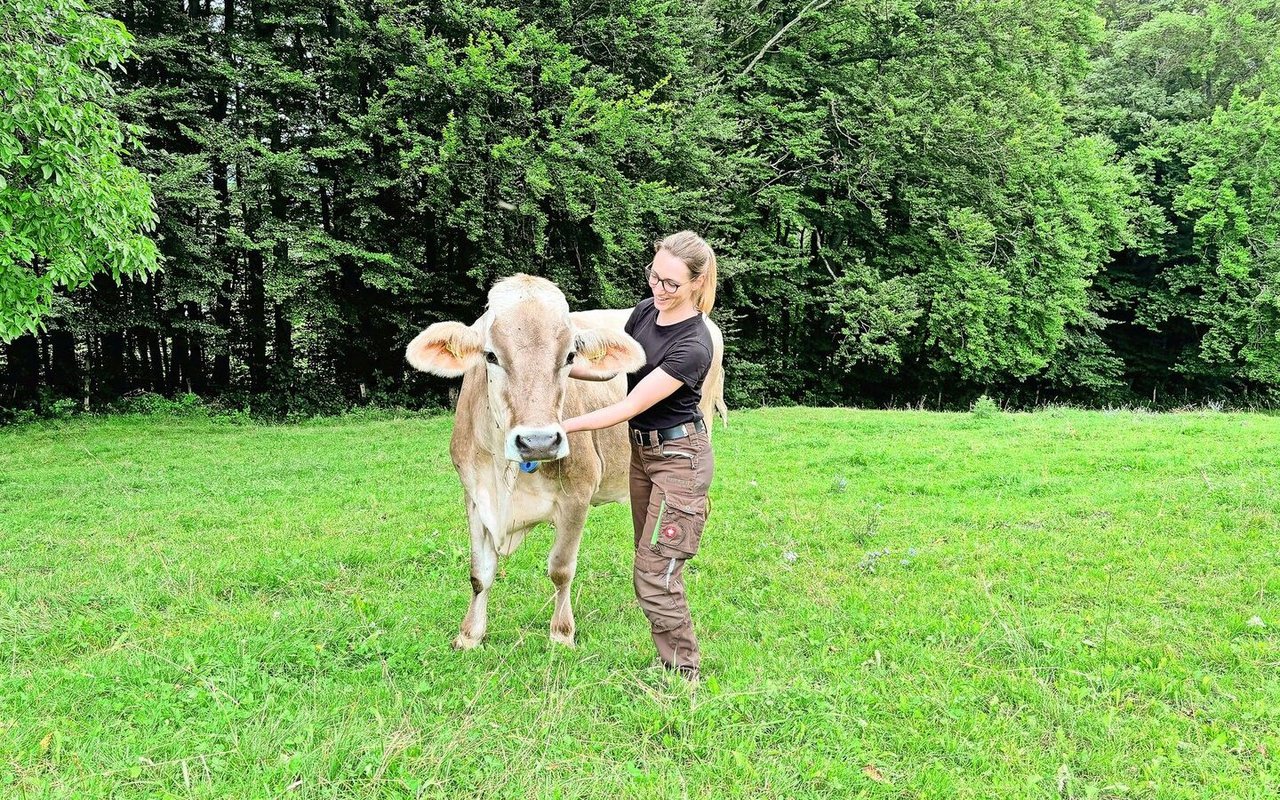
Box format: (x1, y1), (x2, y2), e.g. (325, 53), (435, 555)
(4, 335), (41, 408)
(149, 328), (166, 392)
(211, 158), (233, 391)
(93, 275), (129, 402)
(186, 302), (206, 394)
(209, 0), (236, 392)
(171, 324), (188, 394)
(273, 302), (293, 388)
(48, 330), (80, 398)
(213, 283), (233, 390)
(134, 330), (149, 391)
(246, 248), (268, 393)
(170, 303), (191, 396)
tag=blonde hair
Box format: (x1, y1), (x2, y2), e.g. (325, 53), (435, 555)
(655, 230), (717, 314)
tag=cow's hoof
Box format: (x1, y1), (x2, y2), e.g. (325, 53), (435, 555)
(452, 633), (483, 650)
(549, 629), (576, 648)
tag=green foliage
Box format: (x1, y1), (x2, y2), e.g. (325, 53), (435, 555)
(825, 261), (922, 370)
(0, 0), (158, 341)
(1166, 89), (1280, 388)
(115, 391), (206, 416)
(3, 0), (1279, 411)
(970, 393), (1000, 419)
(1080, 0), (1280, 397)
(713, 0), (1137, 402)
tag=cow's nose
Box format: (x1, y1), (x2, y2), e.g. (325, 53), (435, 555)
(515, 430), (562, 458)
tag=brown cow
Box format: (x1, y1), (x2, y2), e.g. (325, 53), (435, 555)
(406, 274), (725, 648)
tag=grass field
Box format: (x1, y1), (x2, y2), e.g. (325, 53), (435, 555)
(2, 407), (1278, 798)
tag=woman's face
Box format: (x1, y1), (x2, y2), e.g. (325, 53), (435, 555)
(647, 248), (701, 313)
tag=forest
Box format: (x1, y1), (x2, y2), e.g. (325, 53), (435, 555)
(3, 0), (1278, 417)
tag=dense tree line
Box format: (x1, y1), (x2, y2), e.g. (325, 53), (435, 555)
(2, 0), (1278, 418)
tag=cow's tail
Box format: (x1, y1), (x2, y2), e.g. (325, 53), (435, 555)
(705, 366), (728, 428)
(714, 395), (729, 427)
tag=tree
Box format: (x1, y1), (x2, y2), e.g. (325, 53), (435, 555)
(1079, 0), (1280, 398)
(712, 0), (1135, 404)
(0, 0), (158, 342)
(1163, 89), (1280, 389)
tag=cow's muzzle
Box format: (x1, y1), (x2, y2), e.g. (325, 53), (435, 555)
(506, 425), (569, 462)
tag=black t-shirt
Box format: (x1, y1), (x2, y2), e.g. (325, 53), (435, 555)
(625, 298), (713, 431)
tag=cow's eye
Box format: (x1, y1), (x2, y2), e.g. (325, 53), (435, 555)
(484, 351), (499, 366)
(565, 352), (576, 366)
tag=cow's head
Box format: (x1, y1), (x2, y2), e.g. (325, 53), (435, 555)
(405, 275), (645, 462)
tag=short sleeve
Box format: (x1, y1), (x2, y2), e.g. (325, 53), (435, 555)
(625, 298), (651, 336)
(660, 340), (712, 389)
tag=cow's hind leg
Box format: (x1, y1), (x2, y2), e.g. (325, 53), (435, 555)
(547, 506), (588, 647)
(455, 500), (496, 650)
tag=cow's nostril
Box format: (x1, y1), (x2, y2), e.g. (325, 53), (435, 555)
(513, 429), (563, 458)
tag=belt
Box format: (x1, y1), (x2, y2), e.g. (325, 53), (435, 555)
(630, 418), (706, 447)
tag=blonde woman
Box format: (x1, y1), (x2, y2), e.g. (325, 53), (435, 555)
(563, 231), (718, 680)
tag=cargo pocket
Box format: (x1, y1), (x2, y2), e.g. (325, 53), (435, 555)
(650, 494), (706, 559)
(634, 546), (683, 632)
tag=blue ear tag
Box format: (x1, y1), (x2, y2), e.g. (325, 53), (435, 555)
(519, 460), (540, 474)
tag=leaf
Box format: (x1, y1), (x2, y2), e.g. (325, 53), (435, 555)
(862, 764), (885, 783)
(39, 731), (54, 753)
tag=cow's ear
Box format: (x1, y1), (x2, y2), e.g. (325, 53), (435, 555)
(573, 328), (646, 377)
(406, 322), (483, 377)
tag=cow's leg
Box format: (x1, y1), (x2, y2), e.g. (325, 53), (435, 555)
(547, 503), (588, 648)
(455, 500), (496, 650)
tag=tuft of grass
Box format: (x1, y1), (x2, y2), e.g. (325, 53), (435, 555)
(971, 394), (1000, 420)
(1, 408), (1278, 798)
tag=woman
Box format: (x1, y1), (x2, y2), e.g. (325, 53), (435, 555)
(563, 231), (718, 680)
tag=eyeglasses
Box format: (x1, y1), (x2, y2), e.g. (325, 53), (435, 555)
(645, 266), (685, 294)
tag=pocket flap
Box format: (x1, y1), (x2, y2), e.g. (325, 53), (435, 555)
(652, 501), (705, 558)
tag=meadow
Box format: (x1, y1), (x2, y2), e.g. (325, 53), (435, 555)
(1, 407), (1277, 799)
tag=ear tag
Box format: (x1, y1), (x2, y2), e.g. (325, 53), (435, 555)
(519, 461), (540, 474)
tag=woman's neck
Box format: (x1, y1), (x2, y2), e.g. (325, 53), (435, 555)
(655, 300), (699, 326)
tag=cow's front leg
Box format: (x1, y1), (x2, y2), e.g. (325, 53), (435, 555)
(548, 504), (588, 648)
(455, 500), (496, 650)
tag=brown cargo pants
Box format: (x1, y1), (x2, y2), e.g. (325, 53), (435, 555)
(629, 427), (713, 673)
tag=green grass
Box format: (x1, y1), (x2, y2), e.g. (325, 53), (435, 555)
(2, 407), (1278, 799)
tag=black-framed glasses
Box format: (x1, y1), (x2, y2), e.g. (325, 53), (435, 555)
(645, 266), (684, 293)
